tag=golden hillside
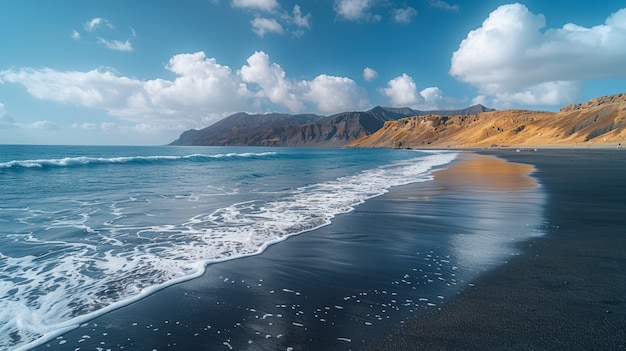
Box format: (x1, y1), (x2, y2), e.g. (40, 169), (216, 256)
(349, 94), (626, 148)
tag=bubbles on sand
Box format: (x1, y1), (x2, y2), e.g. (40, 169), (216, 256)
(37, 250), (469, 350)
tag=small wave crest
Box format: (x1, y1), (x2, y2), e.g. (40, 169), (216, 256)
(0, 152), (278, 170)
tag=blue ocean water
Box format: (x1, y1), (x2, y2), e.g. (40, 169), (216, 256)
(0, 145), (462, 350)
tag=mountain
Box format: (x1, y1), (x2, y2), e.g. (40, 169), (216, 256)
(169, 112), (320, 146)
(349, 93), (626, 148)
(169, 105), (493, 146)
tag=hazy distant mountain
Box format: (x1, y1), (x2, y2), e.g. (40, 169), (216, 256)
(169, 105), (494, 146)
(349, 93), (626, 148)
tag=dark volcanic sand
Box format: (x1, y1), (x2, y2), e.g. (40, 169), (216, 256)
(31, 152), (548, 351)
(363, 149), (626, 350)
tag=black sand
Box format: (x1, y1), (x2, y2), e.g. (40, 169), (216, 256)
(31, 149), (626, 351)
(364, 149), (626, 350)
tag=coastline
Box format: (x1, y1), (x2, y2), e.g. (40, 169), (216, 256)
(363, 148), (626, 350)
(29, 150), (550, 351)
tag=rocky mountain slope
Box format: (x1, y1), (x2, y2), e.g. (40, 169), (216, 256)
(169, 105), (493, 146)
(349, 94), (626, 148)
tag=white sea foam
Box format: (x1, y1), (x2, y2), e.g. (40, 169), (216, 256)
(0, 152), (278, 169)
(1, 151), (457, 350)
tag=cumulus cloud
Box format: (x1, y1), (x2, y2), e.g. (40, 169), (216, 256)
(382, 74), (450, 109)
(382, 74), (422, 106)
(71, 30), (81, 41)
(232, 0), (278, 12)
(251, 17), (284, 36)
(84, 18), (114, 32)
(1, 51), (370, 125)
(429, 0), (459, 12)
(240, 51), (304, 111)
(334, 0), (381, 22)
(303, 75), (369, 112)
(240, 51), (370, 113)
(0, 52), (248, 123)
(450, 3), (626, 107)
(392, 7), (417, 24)
(363, 67), (378, 81)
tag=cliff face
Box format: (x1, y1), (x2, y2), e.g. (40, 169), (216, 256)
(349, 94), (626, 148)
(170, 105), (492, 146)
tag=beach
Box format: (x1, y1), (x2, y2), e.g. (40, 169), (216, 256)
(364, 149), (626, 350)
(27, 149), (626, 350)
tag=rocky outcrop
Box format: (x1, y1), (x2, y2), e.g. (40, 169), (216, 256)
(349, 94), (626, 148)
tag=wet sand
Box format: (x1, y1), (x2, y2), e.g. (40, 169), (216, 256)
(364, 149), (626, 350)
(31, 151), (549, 351)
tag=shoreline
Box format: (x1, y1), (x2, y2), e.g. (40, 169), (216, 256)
(363, 148), (626, 350)
(29, 150), (550, 351)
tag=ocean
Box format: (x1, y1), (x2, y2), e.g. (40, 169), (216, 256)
(0, 145), (545, 350)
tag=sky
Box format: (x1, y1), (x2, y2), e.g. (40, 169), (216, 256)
(1, 0), (625, 145)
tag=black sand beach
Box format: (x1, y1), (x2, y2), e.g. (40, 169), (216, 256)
(364, 149), (626, 350)
(31, 149), (626, 351)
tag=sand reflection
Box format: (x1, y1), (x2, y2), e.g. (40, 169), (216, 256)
(434, 153), (546, 271)
(433, 153), (537, 191)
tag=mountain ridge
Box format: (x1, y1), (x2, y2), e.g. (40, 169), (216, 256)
(349, 93), (626, 148)
(169, 104), (494, 146)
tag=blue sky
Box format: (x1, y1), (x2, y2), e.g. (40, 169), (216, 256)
(1, 0), (625, 145)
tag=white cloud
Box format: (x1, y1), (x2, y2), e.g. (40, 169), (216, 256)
(291, 5), (311, 29)
(429, 0), (459, 12)
(392, 7), (417, 24)
(472, 81), (582, 109)
(234, 2), (311, 36)
(0, 102), (6, 117)
(1, 51), (371, 128)
(26, 120), (59, 130)
(419, 87), (445, 109)
(77, 18), (136, 52)
(240, 51), (304, 111)
(232, 0), (278, 12)
(381, 74), (451, 109)
(363, 67), (378, 81)
(251, 17), (284, 36)
(143, 52), (249, 116)
(0, 67), (141, 109)
(382, 74), (423, 106)
(0, 52), (248, 123)
(240, 51), (370, 113)
(450, 4), (626, 107)
(97, 37), (134, 52)
(303, 75), (369, 113)
(84, 18), (114, 32)
(334, 0), (381, 22)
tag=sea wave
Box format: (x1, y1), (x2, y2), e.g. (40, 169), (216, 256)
(0, 152), (278, 170)
(3, 151), (457, 351)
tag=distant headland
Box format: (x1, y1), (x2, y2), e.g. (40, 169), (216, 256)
(170, 93), (626, 149)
